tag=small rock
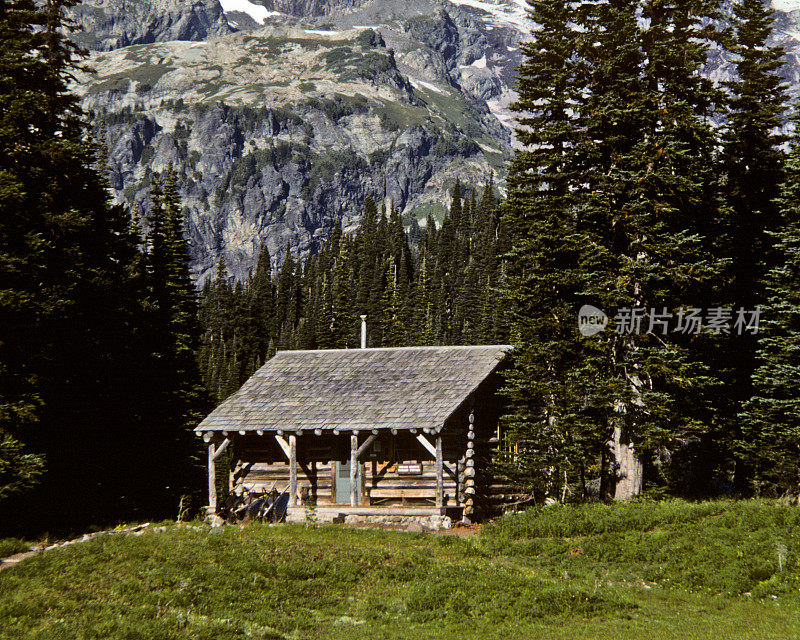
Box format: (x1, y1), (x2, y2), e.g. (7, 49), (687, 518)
(406, 521), (424, 533)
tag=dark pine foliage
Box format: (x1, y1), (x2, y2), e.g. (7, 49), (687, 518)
(501, 0), (730, 501)
(0, 1), (205, 534)
(740, 110), (800, 495)
(720, 0), (788, 492)
(197, 180), (507, 405)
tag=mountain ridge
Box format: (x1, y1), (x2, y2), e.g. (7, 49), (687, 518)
(67, 0), (800, 282)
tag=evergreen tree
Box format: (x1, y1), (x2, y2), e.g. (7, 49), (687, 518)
(162, 164), (202, 409)
(740, 108), (800, 495)
(356, 197), (378, 319)
(250, 244), (275, 362)
(502, 0), (725, 500)
(721, 0), (788, 492)
(0, 0), (174, 529)
(274, 243), (296, 343)
(144, 164), (205, 503)
(500, 0), (607, 499)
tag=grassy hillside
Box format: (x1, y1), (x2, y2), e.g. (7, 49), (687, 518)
(1, 501), (799, 639)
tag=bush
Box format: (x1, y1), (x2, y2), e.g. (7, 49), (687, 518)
(0, 538), (30, 558)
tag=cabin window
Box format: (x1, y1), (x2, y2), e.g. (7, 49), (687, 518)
(397, 463), (423, 475)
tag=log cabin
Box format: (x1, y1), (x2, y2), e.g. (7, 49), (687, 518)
(194, 343), (515, 525)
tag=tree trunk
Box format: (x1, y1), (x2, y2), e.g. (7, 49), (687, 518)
(612, 425), (643, 500)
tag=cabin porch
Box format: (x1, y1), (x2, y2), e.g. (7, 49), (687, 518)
(204, 425), (472, 523)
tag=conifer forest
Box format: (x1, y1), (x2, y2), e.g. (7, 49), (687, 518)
(2, 0), (800, 537)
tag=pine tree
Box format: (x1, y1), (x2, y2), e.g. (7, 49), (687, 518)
(199, 257), (233, 402)
(721, 0), (788, 492)
(250, 244), (274, 362)
(332, 232), (357, 347)
(0, 0), (169, 527)
(502, 0), (725, 500)
(740, 108), (800, 495)
(274, 243), (296, 341)
(356, 197), (378, 319)
(162, 164), (201, 401)
(500, 0), (607, 499)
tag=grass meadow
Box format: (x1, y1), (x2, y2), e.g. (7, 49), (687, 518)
(1, 500), (800, 639)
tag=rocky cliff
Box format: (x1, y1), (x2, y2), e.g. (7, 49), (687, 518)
(67, 0), (800, 282)
(70, 0), (233, 51)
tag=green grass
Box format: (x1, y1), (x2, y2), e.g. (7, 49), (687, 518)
(480, 499), (800, 598)
(1, 501), (799, 638)
(0, 538), (30, 558)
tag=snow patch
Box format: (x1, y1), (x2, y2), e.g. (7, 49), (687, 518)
(219, 0), (280, 25)
(304, 29), (340, 35)
(446, 0), (532, 33)
(773, 0), (800, 11)
(410, 79), (447, 94)
(472, 54), (487, 68)
(487, 93), (518, 132)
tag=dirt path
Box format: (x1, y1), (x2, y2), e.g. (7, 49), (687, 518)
(0, 523), (151, 572)
(0, 550), (38, 571)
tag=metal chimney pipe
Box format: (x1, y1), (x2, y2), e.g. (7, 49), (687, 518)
(360, 315), (367, 349)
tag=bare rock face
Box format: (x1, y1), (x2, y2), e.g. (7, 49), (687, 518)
(260, 0), (365, 16)
(73, 24), (508, 282)
(67, 0), (800, 284)
(69, 0), (233, 51)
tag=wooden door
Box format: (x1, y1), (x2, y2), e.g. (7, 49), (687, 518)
(336, 460), (360, 504)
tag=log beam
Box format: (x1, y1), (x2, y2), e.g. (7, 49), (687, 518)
(435, 434), (443, 508)
(350, 433), (358, 507)
(356, 434), (377, 459)
(416, 433), (436, 457)
(274, 434), (291, 459)
(289, 434), (297, 508)
(208, 443), (217, 513)
(416, 433), (457, 482)
(211, 437), (230, 462)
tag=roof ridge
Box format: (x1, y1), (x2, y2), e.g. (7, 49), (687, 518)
(274, 344), (512, 354)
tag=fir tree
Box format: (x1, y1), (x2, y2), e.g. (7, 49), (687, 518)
(0, 0), (173, 528)
(721, 0), (788, 492)
(500, 0), (607, 499)
(740, 108), (800, 495)
(502, 0), (725, 500)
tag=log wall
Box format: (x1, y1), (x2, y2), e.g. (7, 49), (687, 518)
(231, 431), (463, 507)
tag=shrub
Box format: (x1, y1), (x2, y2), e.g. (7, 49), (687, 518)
(0, 538), (30, 558)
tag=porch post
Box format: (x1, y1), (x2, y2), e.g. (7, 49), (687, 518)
(435, 433), (443, 508)
(350, 433), (358, 506)
(208, 442), (217, 513)
(289, 434), (297, 507)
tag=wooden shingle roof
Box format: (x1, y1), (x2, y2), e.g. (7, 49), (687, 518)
(195, 345), (510, 434)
